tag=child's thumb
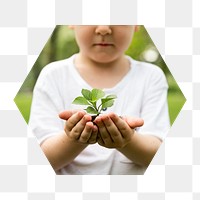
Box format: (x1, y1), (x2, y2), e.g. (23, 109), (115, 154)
(124, 116), (144, 129)
(58, 110), (74, 120)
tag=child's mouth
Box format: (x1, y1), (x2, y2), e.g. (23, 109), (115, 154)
(94, 43), (113, 47)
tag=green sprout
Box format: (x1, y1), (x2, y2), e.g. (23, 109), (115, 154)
(72, 88), (117, 116)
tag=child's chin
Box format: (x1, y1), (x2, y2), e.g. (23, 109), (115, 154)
(91, 54), (118, 64)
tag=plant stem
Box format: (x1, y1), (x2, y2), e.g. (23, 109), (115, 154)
(92, 101), (99, 114)
(97, 104), (102, 113)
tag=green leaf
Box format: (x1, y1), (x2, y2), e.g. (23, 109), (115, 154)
(101, 99), (114, 109)
(91, 88), (105, 102)
(81, 89), (92, 101)
(85, 106), (99, 114)
(101, 95), (116, 105)
(105, 94), (117, 99)
(72, 96), (90, 105)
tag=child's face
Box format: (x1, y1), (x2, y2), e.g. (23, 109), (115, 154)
(70, 25), (136, 64)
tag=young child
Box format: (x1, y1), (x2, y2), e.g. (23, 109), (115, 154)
(29, 26), (170, 175)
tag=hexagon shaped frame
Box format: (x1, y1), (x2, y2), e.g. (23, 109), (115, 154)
(14, 25), (186, 175)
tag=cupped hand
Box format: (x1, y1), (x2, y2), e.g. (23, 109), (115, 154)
(94, 113), (142, 148)
(60, 110), (98, 144)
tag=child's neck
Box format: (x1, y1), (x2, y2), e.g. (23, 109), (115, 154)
(74, 53), (130, 89)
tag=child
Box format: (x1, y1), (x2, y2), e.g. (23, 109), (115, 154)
(29, 26), (170, 175)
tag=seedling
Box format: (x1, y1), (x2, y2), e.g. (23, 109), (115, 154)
(72, 88), (117, 117)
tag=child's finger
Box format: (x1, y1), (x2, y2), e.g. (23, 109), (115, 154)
(108, 113), (131, 139)
(65, 111), (85, 131)
(78, 122), (93, 143)
(88, 125), (98, 144)
(123, 116), (144, 129)
(97, 135), (104, 146)
(59, 110), (75, 120)
(59, 109), (85, 120)
(101, 115), (123, 143)
(95, 116), (113, 144)
(70, 115), (92, 139)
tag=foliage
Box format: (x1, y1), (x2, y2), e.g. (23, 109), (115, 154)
(14, 93), (32, 123)
(167, 90), (186, 125)
(72, 88), (117, 116)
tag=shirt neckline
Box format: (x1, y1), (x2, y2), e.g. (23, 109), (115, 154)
(68, 54), (136, 93)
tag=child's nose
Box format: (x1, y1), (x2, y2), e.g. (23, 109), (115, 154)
(95, 26), (112, 35)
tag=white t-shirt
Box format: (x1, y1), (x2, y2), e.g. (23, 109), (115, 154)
(29, 54), (170, 175)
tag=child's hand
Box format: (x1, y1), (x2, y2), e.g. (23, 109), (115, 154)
(94, 113), (143, 149)
(59, 109), (81, 120)
(120, 115), (144, 129)
(60, 110), (98, 144)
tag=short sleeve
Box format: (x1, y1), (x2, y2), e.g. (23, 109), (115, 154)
(137, 67), (170, 141)
(29, 66), (65, 144)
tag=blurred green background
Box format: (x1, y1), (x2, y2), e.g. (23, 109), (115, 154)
(14, 25), (186, 125)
